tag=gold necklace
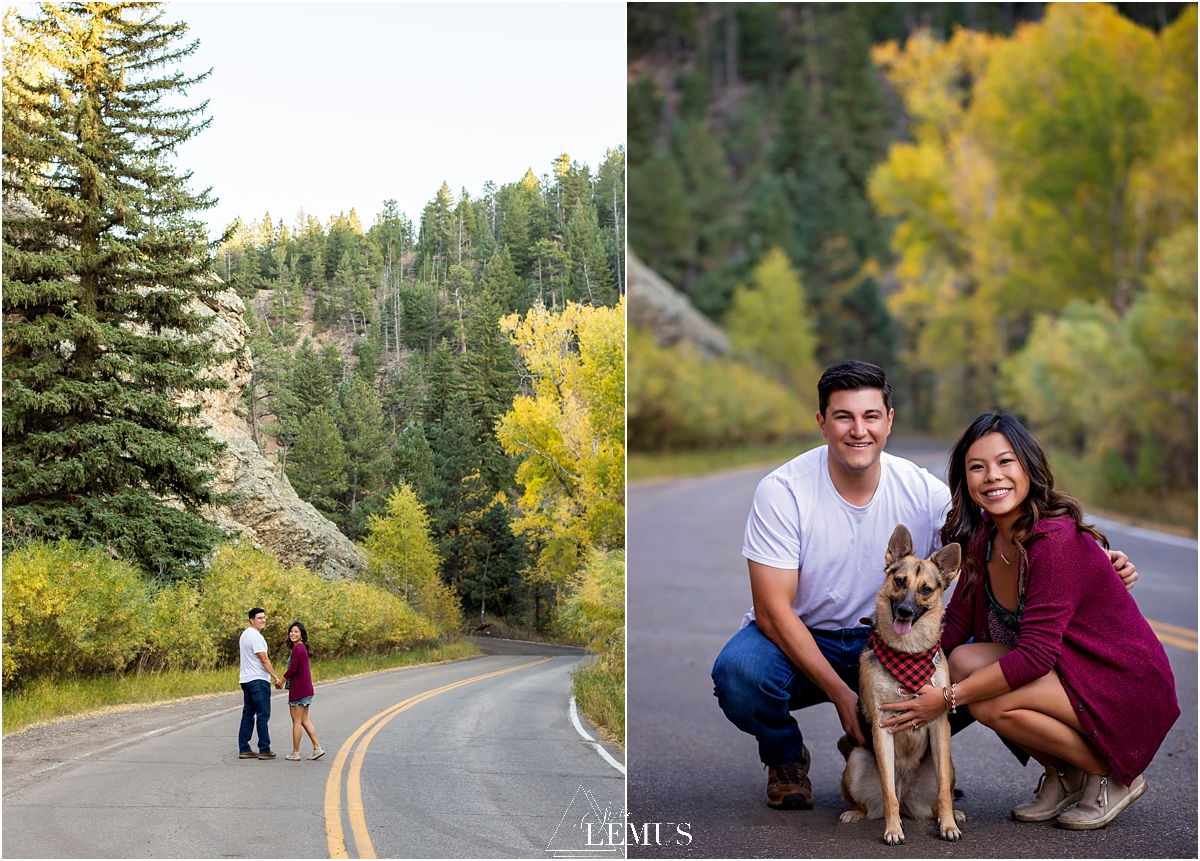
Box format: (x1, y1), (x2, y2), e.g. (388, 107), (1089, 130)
(996, 530), (1012, 565)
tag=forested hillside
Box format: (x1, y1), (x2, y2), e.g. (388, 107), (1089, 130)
(628, 2), (1195, 525)
(215, 151), (626, 629)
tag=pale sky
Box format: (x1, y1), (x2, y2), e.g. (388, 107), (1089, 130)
(154, 2), (627, 238)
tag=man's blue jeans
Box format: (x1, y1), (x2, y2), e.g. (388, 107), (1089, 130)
(239, 680), (272, 754)
(712, 621), (869, 767)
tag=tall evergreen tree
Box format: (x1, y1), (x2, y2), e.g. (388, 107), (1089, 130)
(2, 2), (229, 578)
(565, 203), (616, 306)
(337, 377), (391, 521)
(390, 420), (436, 506)
(287, 339), (335, 419)
(287, 407), (347, 513)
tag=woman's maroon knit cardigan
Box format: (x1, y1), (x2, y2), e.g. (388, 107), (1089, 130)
(283, 641), (314, 701)
(941, 515), (1179, 786)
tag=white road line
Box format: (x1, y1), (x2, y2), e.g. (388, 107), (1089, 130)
(570, 696), (625, 775)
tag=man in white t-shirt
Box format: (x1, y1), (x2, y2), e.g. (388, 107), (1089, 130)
(711, 361), (1137, 811)
(238, 607), (281, 760)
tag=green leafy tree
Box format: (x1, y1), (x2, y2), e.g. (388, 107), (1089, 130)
(724, 249), (819, 403)
(497, 300), (625, 588)
(2, 2), (229, 578)
(362, 483), (441, 605)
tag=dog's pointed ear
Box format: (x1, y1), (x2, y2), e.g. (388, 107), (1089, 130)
(932, 543), (962, 585)
(886, 524), (914, 564)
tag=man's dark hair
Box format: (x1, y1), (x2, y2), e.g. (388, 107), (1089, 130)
(817, 361), (892, 415)
(248, 607), (265, 620)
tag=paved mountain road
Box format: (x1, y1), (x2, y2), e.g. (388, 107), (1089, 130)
(3, 644), (626, 858)
(627, 441), (1197, 858)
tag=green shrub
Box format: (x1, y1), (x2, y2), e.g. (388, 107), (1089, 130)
(561, 549), (625, 679)
(2, 539), (440, 690)
(3, 540), (151, 687)
(142, 582), (219, 673)
(562, 549), (625, 744)
(628, 325), (809, 450)
(199, 542), (437, 660)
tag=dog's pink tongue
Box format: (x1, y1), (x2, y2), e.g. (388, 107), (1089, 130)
(893, 618), (913, 637)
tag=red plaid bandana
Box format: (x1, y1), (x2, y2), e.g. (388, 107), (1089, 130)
(867, 628), (941, 693)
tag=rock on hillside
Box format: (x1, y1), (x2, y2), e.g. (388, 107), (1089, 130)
(182, 288), (364, 579)
(627, 252), (730, 358)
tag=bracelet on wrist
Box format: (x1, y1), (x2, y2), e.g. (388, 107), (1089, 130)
(942, 683), (957, 714)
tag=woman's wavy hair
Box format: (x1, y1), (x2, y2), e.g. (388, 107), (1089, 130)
(940, 410), (1107, 598)
(285, 620), (311, 657)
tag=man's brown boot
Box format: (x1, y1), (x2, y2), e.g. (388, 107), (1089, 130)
(767, 745), (812, 809)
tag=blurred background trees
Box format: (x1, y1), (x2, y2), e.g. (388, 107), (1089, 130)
(629, 2), (1195, 525)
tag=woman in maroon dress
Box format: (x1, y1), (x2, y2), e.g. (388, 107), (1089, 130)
(880, 411), (1178, 830)
(280, 621), (324, 761)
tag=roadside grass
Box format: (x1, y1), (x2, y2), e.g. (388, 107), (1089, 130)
(1048, 447), (1198, 537)
(2, 640), (481, 737)
(570, 657), (624, 749)
(629, 438), (820, 483)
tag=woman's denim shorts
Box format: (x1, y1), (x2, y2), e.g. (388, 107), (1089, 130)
(288, 696), (313, 707)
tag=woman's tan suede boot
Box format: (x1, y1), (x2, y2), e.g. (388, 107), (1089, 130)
(1011, 764), (1086, 821)
(1056, 772), (1147, 830)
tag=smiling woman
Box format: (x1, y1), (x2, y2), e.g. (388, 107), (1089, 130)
(913, 410), (1182, 831)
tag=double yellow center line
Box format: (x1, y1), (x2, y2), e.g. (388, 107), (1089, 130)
(1149, 619), (1197, 652)
(324, 657), (553, 859)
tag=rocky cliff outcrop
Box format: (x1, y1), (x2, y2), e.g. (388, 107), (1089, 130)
(627, 252), (730, 358)
(184, 288), (364, 579)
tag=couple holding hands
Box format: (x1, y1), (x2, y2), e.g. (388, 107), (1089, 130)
(712, 361), (1179, 832)
(237, 608), (324, 763)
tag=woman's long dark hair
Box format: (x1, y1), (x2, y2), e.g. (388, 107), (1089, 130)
(940, 411), (1107, 598)
(286, 621), (311, 658)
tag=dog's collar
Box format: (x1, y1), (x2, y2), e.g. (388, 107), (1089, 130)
(866, 627), (941, 693)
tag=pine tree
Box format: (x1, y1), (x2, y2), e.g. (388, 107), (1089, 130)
(287, 407), (347, 513)
(287, 339), (335, 419)
(415, 182), (455, 281)
(390, 420), (436, 505)
(456, 484), (524, 619)
(337, 377), (391, 521)
(461, 267), (519, 493)
(565, 203), (615, 306)
(2, 2), (229, 578)
(595, 147), (626, 295)
(424, 379), (487, 588)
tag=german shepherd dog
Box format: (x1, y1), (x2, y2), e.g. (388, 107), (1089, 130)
(839, 524), (964, 844)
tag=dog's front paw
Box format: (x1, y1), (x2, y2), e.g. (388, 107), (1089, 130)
(883, 827), (905, 845)
(839, 809), (865, 824)
(953, 809), (966, 824)
(939, 821), (962, 841)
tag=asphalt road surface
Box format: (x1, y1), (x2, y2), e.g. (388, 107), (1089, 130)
(627, 440), (1197, 858)
(3, 645), (626, 858)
